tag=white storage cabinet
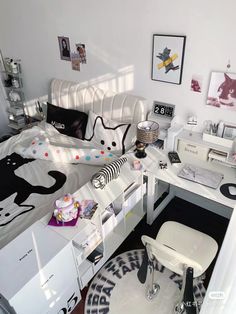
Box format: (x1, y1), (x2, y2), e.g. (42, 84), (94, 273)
(0, 221), (81, 314)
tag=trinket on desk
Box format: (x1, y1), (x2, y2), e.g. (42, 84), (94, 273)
(159, 160), (167, 169)
(53, 194), (80, 224)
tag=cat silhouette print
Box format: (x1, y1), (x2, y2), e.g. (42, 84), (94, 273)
(157, 47), (179, 73)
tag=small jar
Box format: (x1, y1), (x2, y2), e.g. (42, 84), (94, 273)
(133, 160), (142, 170)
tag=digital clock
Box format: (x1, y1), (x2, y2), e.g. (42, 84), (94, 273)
(153, 101), (175, 119)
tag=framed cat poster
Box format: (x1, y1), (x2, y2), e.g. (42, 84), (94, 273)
(207, 72), (236, 111)
(151, 34), (186, 84)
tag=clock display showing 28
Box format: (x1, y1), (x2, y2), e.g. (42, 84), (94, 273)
(153, 102), (175, 118)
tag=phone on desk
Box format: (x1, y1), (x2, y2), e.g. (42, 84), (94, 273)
(168, 151), (181, 164)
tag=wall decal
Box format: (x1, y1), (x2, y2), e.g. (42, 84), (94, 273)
(151, 34), (186, 84)
(207, 72), (236, 111)
(58, 36), (71, 61)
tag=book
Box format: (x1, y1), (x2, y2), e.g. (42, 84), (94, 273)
(80, 200), (98, 219)
(87, 249), (103, 264)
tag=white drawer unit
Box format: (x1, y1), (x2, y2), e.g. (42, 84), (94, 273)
(0, 221), (80, 314)
(177, 139), (210, 161)
(46, 282), (81, 314)
(175, 129), (235, 167)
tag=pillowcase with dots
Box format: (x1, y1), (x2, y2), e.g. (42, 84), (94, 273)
(17, 136), (116, 165)
(84, 111), (136, 156)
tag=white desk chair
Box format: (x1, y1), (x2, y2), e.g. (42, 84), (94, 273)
(141, 221), (218, 314)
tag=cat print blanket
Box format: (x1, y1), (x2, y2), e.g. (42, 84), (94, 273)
(0, 122), (103, 248)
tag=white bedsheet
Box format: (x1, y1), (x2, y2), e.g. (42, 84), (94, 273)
(0, 123), (101, 248)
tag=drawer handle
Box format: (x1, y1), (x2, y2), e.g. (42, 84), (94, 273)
(186, 144), (197, 148)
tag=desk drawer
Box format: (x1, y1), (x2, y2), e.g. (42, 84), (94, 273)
(177, 139), (209, 161)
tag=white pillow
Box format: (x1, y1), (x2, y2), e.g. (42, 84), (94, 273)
(85, 111), (136, 156)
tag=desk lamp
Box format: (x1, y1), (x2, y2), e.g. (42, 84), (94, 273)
(135, 120), (159, 158)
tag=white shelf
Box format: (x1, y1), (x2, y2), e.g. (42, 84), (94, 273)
(202, 132), (233, 149)
(40, 160), (145, 290)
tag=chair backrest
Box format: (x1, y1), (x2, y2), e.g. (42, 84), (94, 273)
(50, 79), (148, 124)
(141, 235), (203, 277)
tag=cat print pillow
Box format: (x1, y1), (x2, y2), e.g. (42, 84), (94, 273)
(84, 111), (136, 156)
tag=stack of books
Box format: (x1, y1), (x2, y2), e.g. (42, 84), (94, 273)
(87, 249), (103, 265)
(8, 115), (25, 129)
(7, 105), (24, 116)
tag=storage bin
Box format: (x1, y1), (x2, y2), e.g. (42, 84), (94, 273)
(122, 184), (143, 215)
(79, 260), (94, 289)
(0, 221), (79, 314)
(102, 210), (116, 237)
(177, 139), (209, 161)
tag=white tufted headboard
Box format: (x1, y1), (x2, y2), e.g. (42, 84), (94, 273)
(50, 79), (147, 124)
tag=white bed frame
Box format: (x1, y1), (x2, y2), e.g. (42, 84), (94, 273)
(0, 79), (148, 314)
(51, 78), (147, 123)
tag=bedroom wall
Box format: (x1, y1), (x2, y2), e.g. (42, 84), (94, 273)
(0, 0), (236, 130)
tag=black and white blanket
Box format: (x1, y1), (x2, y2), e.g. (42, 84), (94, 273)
(0, 122), (112, 248)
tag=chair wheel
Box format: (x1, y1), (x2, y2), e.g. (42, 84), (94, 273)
(174, 302), (185, 314)
(146, 283), (160, 301)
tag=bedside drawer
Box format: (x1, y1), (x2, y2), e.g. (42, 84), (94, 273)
(177, 139), (210, 161)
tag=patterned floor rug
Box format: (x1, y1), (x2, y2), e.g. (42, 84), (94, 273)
(85, 249), (206, 314)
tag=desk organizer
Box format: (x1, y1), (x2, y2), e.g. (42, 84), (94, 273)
(202, 132), (233, 149)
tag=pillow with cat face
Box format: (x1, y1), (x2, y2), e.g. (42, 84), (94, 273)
(46, 102), (88, 140)
(84, 111), (136, 156)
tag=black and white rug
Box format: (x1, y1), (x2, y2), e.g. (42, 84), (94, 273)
(85, 249), (205, 314)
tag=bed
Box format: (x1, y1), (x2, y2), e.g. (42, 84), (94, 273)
(0, 79), (147, 248)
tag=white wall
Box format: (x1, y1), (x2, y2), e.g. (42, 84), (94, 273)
(0, 81), (10, 134)
(0, 0), (236, 129)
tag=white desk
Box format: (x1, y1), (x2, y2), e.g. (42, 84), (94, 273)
(143, 146), (236, 224)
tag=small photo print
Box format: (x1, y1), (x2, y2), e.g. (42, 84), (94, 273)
(71, 52), (80, 71)
(207, 72), (236, 111)
(76, 43), (86, 64)
(191, 75), (202, 93)
(58, 36), (71, 61)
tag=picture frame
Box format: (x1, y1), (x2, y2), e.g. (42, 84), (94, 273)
(58, 36), (71, 61)
(151, 34), (186, 84)
(207, 72), (236, 111)
(222, 124), (236, 140)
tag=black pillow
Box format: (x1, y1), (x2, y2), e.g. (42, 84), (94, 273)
(46, 102), (88, 139)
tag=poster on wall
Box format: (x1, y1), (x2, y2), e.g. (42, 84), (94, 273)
(76, 44), (86, 64)
(207, 72), (236, 111)
(58, 36), (71, 61)
(151, 34), (186, 85)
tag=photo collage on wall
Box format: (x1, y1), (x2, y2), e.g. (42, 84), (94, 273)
(58, 36), (87, 71)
